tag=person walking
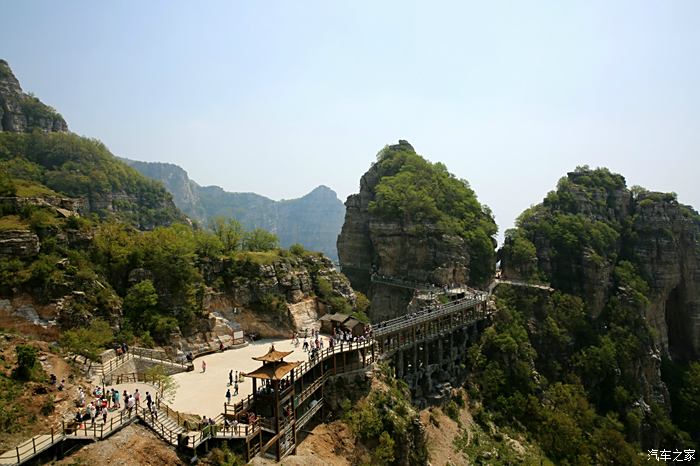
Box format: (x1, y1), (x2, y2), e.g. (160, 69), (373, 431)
(134, 389), (141, 408)
(102, 406), (108, 424)
(234, 380), (239, 396)
(229, 370), (233, 386)
(226, 388), (232, 404)
(202, 360), (207, 373)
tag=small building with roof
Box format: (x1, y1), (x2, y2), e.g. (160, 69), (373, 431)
(342, 317), (365, 337)
(319, 312), (350, 334)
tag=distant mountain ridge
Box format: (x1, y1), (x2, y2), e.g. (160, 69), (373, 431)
(122, 158), (345, 260)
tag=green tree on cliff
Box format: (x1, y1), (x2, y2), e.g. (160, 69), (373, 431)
(367, 143), (497, 284)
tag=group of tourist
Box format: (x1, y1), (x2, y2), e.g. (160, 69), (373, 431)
(225, 369), (243, 404)
(71, 385), (158, 429)
(49, 373), (66, 391)
(114, 341), (129, 357)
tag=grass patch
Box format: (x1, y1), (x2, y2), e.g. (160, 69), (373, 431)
(0, 215), (29, 231)
(232, 250), (280, 265)
(14, 180), (59, 197)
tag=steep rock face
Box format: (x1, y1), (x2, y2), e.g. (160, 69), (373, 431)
(500, 169), (700, 361)
(0, 229), (40, 258)
(124, 158), (345, 259)
(631, 193), (700, 361)
(0, 60), (67, 133)
(119, 159), (205, 220)
(220, 253), (354, 308)
(338, 141), (496, 321)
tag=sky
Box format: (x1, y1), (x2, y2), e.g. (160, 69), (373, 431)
(3, 1), (700, 241)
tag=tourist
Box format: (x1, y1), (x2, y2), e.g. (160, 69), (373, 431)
(202, 360), (206, 373)
(229, 370), (233, 386)
(127, 395), (135, 416)
(89, 403), (96, 424)
(219, 341), (224, 352)
(134, 389), (141, 407)
(49, 373), (57, 385)
(226, 388), (232, 404)
(302, 339), (309, 352)
(102, 406), (108, 424)
(234, 380), (239, 396)
(146, 391), (152, 411)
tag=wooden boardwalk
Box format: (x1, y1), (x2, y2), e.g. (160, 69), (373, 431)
(0, 292), (490, 465)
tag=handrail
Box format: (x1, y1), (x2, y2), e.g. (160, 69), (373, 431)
(137, 406), (185, 447)
(374, 296), (486, 336)
(295, 399), (323, 432)
(224, 393), (254, 416)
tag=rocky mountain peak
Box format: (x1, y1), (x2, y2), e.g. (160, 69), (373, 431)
(0, 59), (68, 133)
(338, 141), (497, 321)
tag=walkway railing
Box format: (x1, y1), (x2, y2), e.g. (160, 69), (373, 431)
(291, 339), (374, 382)
(295, 400), (324, 433)
(374, 295), (487, 337)
(0, 409), (138, 466)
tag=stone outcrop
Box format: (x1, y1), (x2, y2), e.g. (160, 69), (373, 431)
(0, 60), (68, 133)
(500, 170), (700, 361)
(0, 229), (40, 258)
(221, 253), (354, 308)
(631, 193), (700, 361)
(337, 141), (489, 321)
(123, 158), (345, 260)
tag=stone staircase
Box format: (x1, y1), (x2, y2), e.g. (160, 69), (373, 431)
(138, 407), (187, 447)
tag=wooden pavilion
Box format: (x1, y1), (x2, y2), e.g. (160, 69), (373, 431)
(243, 345), (301, 460)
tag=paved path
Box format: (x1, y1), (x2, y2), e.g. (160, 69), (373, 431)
(170, 336), (328, 418)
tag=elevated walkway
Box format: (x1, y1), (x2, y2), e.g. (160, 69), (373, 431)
(1, 293), (491, 465)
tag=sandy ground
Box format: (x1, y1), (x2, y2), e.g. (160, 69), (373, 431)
(170, 336), (329, 418)
(51, 423), (184, 466)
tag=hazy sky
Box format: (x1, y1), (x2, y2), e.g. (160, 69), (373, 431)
(4, 1), (699, 240)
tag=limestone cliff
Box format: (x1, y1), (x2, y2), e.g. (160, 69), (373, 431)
(500, 167), (700, 362)
(119, 159), (206, 221)
(338, 140), (497, 321)
(123, 158), (345, 260)
(0, 60), (67, 133)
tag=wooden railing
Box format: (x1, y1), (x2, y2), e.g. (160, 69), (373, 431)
(295, 372), (330, 407)
(156, 398), (190, 429)
(224, 393), (254, 416)
(0, 428), (63, 466)
(373, 295), (486, 337)
(291, 339), (374, 382)
(137, 406), (184, 446)
(295, 400), (323, 433)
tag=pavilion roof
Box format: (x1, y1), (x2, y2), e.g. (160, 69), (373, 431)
(252, 345), (294, 362)
(243, 361), (301, 380)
